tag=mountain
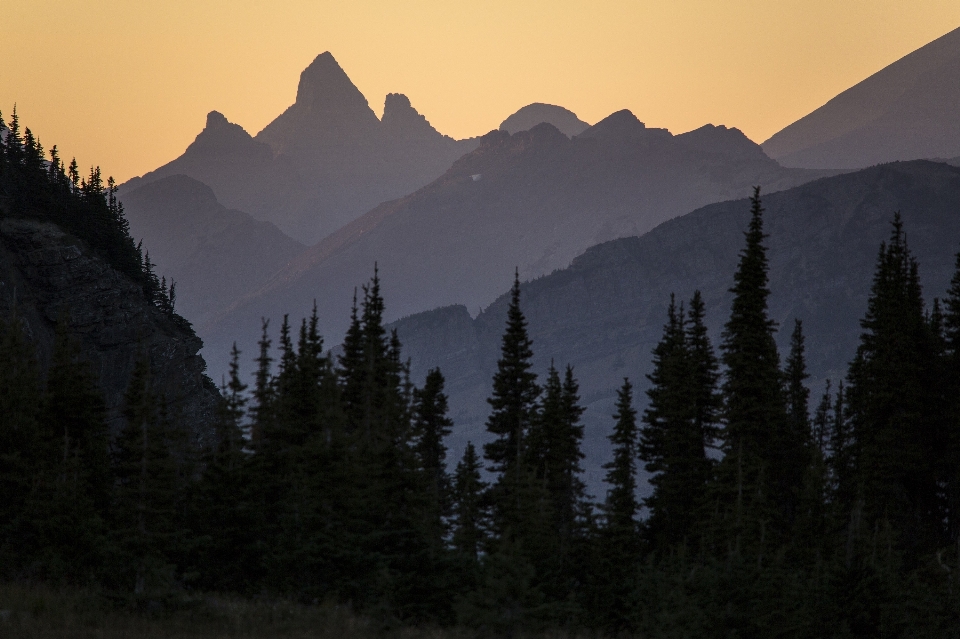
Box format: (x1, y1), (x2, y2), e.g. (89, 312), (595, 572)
(201, 111), (833, 380)
(0, 217), (219, 435)
(123, 53), (478, 244)
(390, 160), (960, 490)
(499, 103), (590, 137)
(763, 26), (960, 168)
(121, 175), (307, 327)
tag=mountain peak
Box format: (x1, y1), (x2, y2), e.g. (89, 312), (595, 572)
(677, 124), (771, 162)
(295, 52), (372, 116)
(185, 111), (257, 156)
(578, 109), (648, 140)
(381, 93), (442, 141)
(500, 103), (589, 138)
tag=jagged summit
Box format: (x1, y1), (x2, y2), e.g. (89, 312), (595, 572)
(184, 111), (260, 156)
(125, 51), (479, 245)
(499, 103), (589, 138)
(677, 124), (771, 163)
(381, 93), (444, 141)
(257, 51), (380, 150)
(293, 52), (375, 117)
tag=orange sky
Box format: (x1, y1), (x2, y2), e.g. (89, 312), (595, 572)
(3, 1), (959, 183)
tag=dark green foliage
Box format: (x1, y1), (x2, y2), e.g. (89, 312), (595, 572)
(0, 310), (43, 569)
(483, 271), (541, 541)
(640, 294), (717, 550)
(7, 139), (960, 635)
(715, 187), (798, 552)
(592, 378), (641, 632)
(413, 368), (454, 550)
(0, 108), (184, 323)
(845, 214), (947, 558)
(110, 354), (182, 596)
(451, 442), (487, 562)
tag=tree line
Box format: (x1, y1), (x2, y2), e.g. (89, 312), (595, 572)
(2, 115), (960, 636)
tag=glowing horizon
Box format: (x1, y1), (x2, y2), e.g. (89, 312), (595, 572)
(3, 1), (959, 183)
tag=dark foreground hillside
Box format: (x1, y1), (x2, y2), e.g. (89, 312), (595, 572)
(393, 160), (960, 486)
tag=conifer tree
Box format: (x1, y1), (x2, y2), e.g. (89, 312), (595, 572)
(484, 271), (541, 536)
(22, 320), (112, 582)
(593, 378), (641, 633)
(414, 368), (454, 549)
(845, 214), (944, 555)
(452, 442), (487, 562)
(715, 187), (795, 551)
(111, 354), (180, 595)
(640, 295), (712, 549)
(0, 310), (43, 576)
(943, 250), (960, 541)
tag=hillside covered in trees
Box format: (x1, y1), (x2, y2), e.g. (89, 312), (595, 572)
(4, 110), (960, 636)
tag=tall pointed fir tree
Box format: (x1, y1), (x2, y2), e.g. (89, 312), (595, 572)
(640, 294), (715, 550)
(110, 353), (181, 596)
(593, 378), (641, 633)
(191, 343), (260, 593)
(452, 442), (488, 563)
(22, 319), (111, 583)
(944, 250), (960, 542)
(845, 214), (945, 557)
(484, 271), (541, 538)
(413, 368), (454, 551)
(715, 187), (795, 553)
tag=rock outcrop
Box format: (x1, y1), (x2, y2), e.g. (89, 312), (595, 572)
(0, 217), (219, 438)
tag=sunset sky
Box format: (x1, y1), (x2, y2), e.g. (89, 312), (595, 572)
(3, 1), (959, 183)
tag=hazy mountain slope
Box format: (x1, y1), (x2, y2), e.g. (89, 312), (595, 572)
(121, 175), (306, 327)
(391, 160), (960, 488)
(500, 103), (589, 137)
(762, 26), (960, 168)
(123, 53), (478, 244)
(201, 112), (832, 379)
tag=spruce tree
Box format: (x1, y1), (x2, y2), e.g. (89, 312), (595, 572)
(593, 378), (641, 633)
(24, 320), (111, 582)
(452, 442), (487, 562)
(715, 187), (794, 552)
(943, 250), (960, 541)
(484, 271), (541, 536)
(413, 368), (454, 549)
(0, 309), (43, 577)
(110, 354), (180, 596)
(640, 295), (713, 549)
(845, 214), (944, 555)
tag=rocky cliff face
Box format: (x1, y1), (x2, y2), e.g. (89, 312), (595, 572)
(0, 217), (219, 438)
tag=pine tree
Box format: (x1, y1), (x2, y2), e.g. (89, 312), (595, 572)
(0, 310), (43, 577)
(640, 295), (713, 549)
(593, 378), (641, 632)
(943, 250), (960, 542)
(22, 319), (111, 582)
(413, 368), (454, 549)
(484, 271), (541, 537)
(715, 187), (795, 553)
(110, 354), (180, 596)
(452, 442), (487, 562)
(845, 214), (944, 556)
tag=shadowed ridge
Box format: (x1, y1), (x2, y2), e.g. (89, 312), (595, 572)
(762, 26), (960, 168)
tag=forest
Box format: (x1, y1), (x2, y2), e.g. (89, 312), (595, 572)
(3, 112), (960, 638)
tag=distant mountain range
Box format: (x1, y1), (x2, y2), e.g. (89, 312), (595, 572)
(390, 160), (960, 490)
(199, 111), (832, 378)
(763, 26), (960, 169)
(122, 53), (480, 244)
